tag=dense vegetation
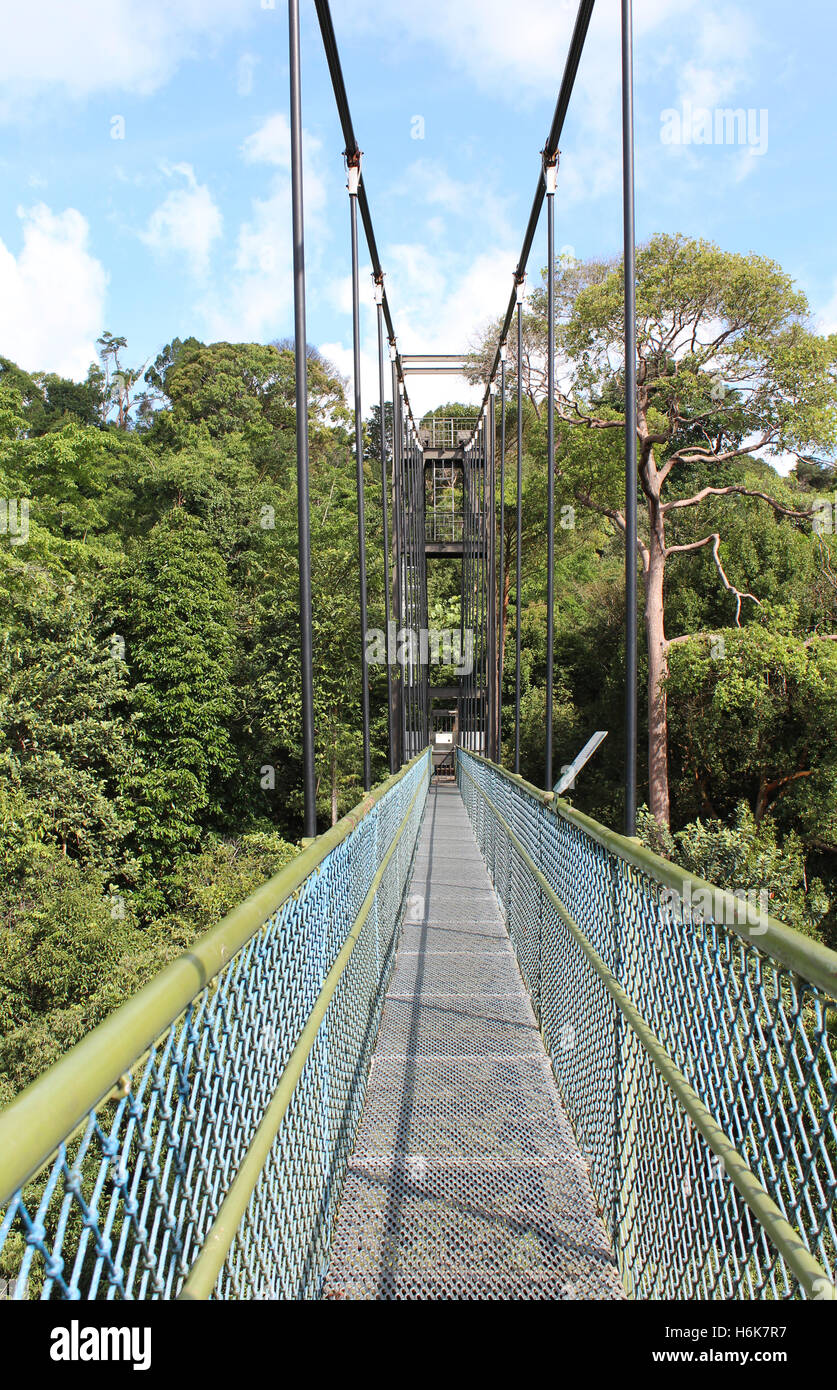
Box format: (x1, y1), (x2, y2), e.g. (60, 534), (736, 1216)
(1, 233), (836, 1103)
(0, 336), (392, 1101)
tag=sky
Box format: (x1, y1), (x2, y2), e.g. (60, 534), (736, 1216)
(1, 0), (836, 420)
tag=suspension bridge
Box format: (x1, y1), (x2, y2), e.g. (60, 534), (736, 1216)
(0, 0), (835, 1303)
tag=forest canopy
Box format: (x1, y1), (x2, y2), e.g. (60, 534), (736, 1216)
(1, 234), (836, 1104)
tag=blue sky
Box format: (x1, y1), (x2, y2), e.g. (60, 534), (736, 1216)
(1, 0), (836, 419)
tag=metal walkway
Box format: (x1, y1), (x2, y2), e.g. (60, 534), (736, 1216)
(323, 783), (626, 1300)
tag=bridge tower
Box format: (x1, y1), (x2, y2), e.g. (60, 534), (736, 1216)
(395, 355), (498, 771)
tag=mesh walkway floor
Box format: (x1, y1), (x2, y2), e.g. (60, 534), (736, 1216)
(323, 783), (625, 1300)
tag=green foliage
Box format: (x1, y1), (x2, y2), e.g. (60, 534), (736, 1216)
(0, 334), (365, 1102)
(110, 510), (237, 907)
(637, 802), (830, 942)
(665, 622), (837, 841)
(0, 247), (835, 1112)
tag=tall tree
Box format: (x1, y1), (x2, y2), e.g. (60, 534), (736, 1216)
(471, 235), (837, 825)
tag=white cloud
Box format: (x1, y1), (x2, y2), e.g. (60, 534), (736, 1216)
(242, 113), (292, 170)
(198, 114), (328, 343)
(319, 239), (519, 420)
(335, 0), (762, 215)
(0, 203), (107, 378)
(141, 164), (222, 278)
(0, 0), (257, 119)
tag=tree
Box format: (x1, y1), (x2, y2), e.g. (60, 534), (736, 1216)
(473, 235), (837, 825)
(159, 340), (347, 442)
(665, 617), (837, 841)
(110, 510), (237, 908)
(0, 359), (102, 435)
(95, 332), (149, 429)
(0, 558), (133, 874)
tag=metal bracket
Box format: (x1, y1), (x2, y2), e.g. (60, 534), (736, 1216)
(542, 149), (559, 196)
(345, 149), (362, 196)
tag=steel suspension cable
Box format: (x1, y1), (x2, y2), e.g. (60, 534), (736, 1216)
(316, 0), (425, 770)
(464, 0), (596, 439)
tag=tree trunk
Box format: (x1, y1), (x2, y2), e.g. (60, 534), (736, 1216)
(644, 506), (671, 828)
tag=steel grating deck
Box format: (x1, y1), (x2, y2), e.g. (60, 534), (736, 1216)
(323, 783), (626, 1301)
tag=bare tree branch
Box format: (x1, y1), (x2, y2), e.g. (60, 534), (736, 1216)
(665, 532), (761, 625)
(662, 483), (814, 520)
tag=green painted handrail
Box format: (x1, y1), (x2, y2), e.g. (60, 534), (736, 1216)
(458, 754), (837, 1300)
(178, 758), (430, 1299)
(0, 751), (429, 1208)
(464, 751), (837, 1002)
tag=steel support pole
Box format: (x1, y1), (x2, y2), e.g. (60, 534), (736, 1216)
(288, 0), (317, 837)
(348, 169), (371, 791)
(498, 354), (506, 763)
(545, 162), (557, 792)
(464, 446), (470, 751)
(474, 437), (479, 753)
(459, 452), (467, 749)
(622, 0), (638, 837)
(483, 422), (489, 756)
(404, 401), (414, 756)
(420, 440), (430, 748)
(514, 293), (523, 774)
(465, 448), (473, 749)
(376, 292), (396, 774)
(405, 428), (414, 750)
(400, 399), (410, 758)
(391, 358), (406, 764)
(486, 403), (492, 761)
(475, 425), (481, 756)
(474, 435), (481, 753)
